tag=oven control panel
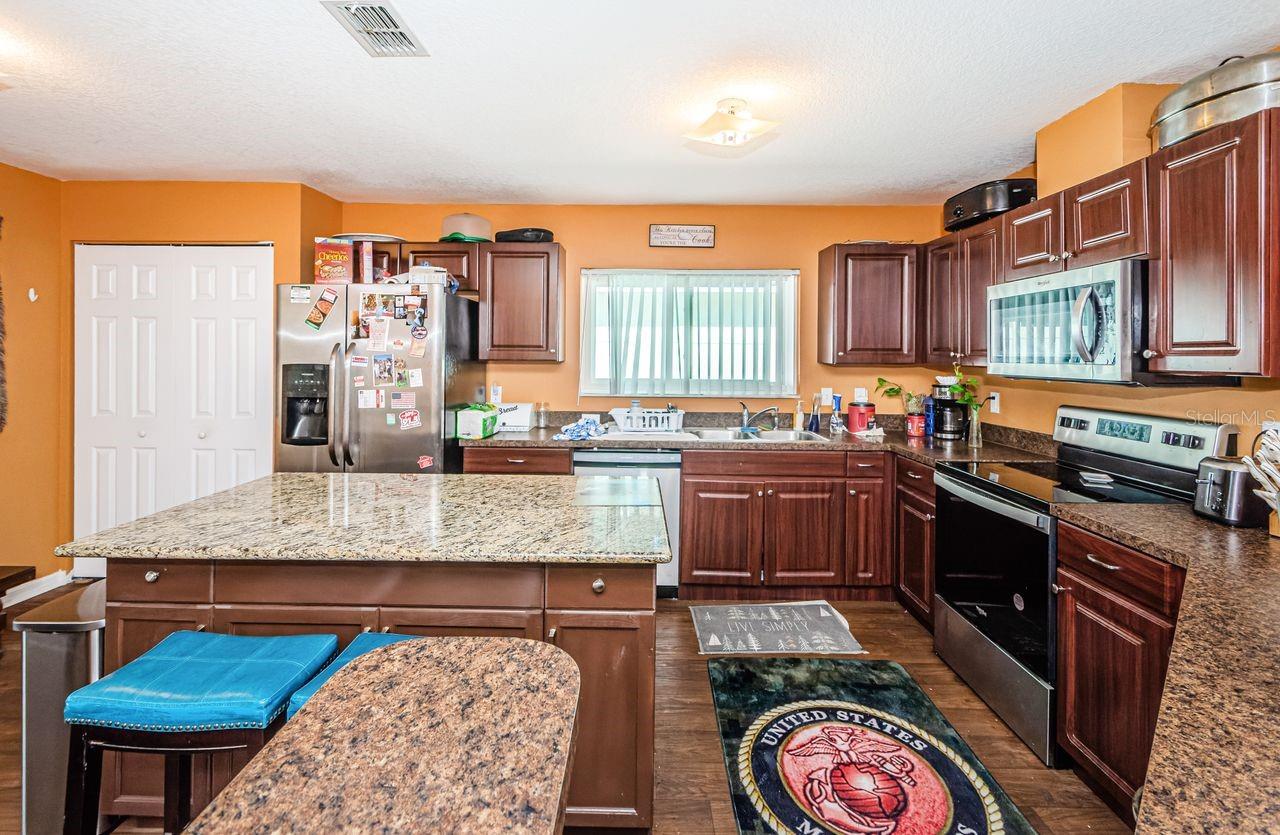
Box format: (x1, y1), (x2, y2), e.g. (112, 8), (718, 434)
(1053, 406), (1236, 470)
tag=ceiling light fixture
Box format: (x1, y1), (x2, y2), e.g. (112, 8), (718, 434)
(684, 98), (779, 146)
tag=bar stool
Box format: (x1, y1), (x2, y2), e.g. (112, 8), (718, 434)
(63, 630), (338, 835)
(285, 631), (418, 719)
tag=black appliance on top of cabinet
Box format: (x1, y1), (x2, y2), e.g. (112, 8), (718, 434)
(931, 406), (1237, 766)
(943, 178), (1036, 231)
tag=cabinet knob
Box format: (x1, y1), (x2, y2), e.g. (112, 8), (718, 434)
(591, 577), (606, 594)
(1051, 583), (1070, 595)
(757, 490), (764, 497)
(1047, 254), (1061, 263)
(197, 432), (207, 440)
(137, 430), (147, 438)
(1142, 348), (1161, 359)
(766, 488), (775, 496)
(923, 513), (934, 521)
(838, 351), (845, 356)
(549, 348), (556, 354)
(1061, 251), (1073, 260)
(547, 627), (557, 641)
(849, 489), (858, 496)
(144, 570), (160, 583)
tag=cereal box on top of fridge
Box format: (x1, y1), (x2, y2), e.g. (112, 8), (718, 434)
(314, 237), (354, 284)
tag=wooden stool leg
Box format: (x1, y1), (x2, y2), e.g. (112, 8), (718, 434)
(63, 727), (103, 835)
(164, 753), (193, 834)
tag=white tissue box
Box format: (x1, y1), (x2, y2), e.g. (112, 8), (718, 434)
(495, 403), (533, 432)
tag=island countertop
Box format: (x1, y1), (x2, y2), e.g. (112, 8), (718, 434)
(54, 472), (671, 564)
(187, 637), (580, 835)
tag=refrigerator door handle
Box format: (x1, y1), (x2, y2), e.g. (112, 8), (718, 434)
(327, 342), (341, 466)
(343, 341), (356, 466)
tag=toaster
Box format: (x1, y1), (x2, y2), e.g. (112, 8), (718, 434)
(1193, 457), (1270, 527)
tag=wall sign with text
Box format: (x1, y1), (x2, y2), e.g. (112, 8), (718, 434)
(649, 224), (715, 248)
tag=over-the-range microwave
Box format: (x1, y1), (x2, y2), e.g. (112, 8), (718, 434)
(986, 260), (1144, 383)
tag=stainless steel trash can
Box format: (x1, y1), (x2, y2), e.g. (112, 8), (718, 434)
(12, 581), (105, 835)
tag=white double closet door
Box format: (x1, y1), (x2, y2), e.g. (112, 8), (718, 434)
(73, 244), (275, 577)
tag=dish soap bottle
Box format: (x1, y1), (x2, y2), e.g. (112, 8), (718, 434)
(794, 399), (805, 429)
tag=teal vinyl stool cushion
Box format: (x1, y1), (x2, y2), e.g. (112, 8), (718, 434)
(65, 630), (338, 732)
(287, 631), (418, 719)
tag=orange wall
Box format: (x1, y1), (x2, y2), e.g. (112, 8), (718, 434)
(0, 162), (63, 578)
(341, 202), (946, 414)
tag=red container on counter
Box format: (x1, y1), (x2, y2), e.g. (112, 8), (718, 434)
(848, 402), (876, 433)
(906, 414), (926, 437)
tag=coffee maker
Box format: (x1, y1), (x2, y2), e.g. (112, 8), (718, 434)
(931, 384), (968, 442)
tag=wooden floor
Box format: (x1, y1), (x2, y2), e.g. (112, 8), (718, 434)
(0, 592), (1126, 834)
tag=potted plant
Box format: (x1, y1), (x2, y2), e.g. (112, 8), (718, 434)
(947, 364), (994, 447)
(875, 378), (926, 437)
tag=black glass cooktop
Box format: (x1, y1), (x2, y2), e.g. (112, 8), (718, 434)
(936, 460), (1189, 511)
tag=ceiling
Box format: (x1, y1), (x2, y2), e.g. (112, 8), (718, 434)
(0, 0), (1277, 205)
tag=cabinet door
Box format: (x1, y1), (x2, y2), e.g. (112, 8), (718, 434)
(211, 604), (379, 647)
(924, 237), (960, 364)
(680, 478), (763, 585)
(959, 221), (1001, 365)
(763, 479), (844, 586)
(846, 478), (890, 586)
(480, 243), (564, 361)
(1002, 193), (1064, 281)
(1148, 114), (1270, 375)
(820, 244), (919, 364)
(1056, 567), (1176, 825)
(402, 242), (480, 291)
(1063, 159), (1151, 268)
(101, 603), (214, 818)
(546, 609), (655, 829)
(378, 606), (542, 639)
(895, 487), (935, 628)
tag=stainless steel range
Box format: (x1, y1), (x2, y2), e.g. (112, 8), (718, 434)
(931, 406), (1238, 765)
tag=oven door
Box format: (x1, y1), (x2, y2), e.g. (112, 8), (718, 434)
(986, 260), (1136, 383)
(933, 473), (1055, 681)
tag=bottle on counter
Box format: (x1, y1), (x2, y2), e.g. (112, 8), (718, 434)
(829, 394), (845, 434)
(923, 395), (935, 436)
(806, 394), (822, 433)
(536, 402), (550, 429)
(847, 387), (876, 433)
(794, 399), (805, 429)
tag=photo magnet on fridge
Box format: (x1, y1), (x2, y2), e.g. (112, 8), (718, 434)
(407, 368), (424, 387)
(393, 357), (409, 388)
(372, 353), (394, 386)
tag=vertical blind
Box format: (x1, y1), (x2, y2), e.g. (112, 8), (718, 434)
(579, 269), (798, 397)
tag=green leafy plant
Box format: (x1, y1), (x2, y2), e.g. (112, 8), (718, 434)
(948, 363), (993, 411)
(876, 377), (925, 414)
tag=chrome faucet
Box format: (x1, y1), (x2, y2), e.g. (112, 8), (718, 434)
(739, 402), (780, 432)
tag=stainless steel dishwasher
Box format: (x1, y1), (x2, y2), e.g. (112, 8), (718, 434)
(572, 449), (681, 596)
(13, 581), (105, 835)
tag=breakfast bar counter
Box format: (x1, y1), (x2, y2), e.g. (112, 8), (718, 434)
(187, 637), (580, 834)
(54, 472), (667, 829)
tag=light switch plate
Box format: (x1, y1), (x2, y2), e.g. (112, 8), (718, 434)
(820, 387), (833, 406)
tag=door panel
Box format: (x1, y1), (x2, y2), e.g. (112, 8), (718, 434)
(1002, 194), (1064, 281)
(822, 244), (919, 364)
(924, 238), (960, 364)
(1148, 114), (1268, 374)
(378, 606), (542, 639)
(480, 243), (563, 361)
(846, 478), (890, 586)
(763, 479), (844, 586)
(895, 487), (935, 628)
(1064, 160), (1151, 268)
(546, 609), (655, 828)
(960, 221), (1000, 365)
(680, 478), (763, 585)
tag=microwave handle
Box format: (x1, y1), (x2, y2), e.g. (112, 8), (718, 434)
(1071, 286), (1099, 363)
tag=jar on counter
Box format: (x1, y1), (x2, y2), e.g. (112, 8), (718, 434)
(906, 413), (927, 437)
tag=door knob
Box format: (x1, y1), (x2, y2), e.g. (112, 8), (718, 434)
(137, 430), (147, 438)
(197, 432), (207, 439)
(1142, 349), (1161, 359)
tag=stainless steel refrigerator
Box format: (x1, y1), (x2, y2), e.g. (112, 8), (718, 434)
(275, 269), (483, 473)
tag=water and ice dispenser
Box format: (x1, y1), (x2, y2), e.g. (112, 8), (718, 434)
(281, 364), (329, 445)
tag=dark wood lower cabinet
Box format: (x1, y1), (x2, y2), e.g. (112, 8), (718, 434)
(894, 486), (935, 628)
(846, 478), (891, 586)
(99, 562), (655, 829)
(763, 479), (844, 586)
(546, 609), (656, 828)
(680, 478), (764, 585)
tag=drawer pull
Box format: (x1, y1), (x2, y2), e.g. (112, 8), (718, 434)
(547, 627), (557, 640)
(905, 471), (923, 479)
(1085, 553), (1121, 571)
(591, 578), (606, 594)
(856, 463), (874, 468)
(144, 570), (160, 583)
(506, 458), (526, 464)
(380, 626), (391, 633)
(195, 624), (207, 632)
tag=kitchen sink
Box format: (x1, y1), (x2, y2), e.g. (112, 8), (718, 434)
(686, 428), (830, 443)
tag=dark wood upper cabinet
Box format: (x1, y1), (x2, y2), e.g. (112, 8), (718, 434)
(1002, 193), (1065, 281)
(402, 241), (481, 291)
(480, 242), (564, 362)
(1147, 112), (1277, 375)
(958, 219), (1002, 365)
(924, 236), (961, 365)
(818, 243), (920, 364)
(1063, 159), (1152, 268)
(680, 477), (764, 585)
(846, 477), (890, 586)
(763, 479), (844, 586)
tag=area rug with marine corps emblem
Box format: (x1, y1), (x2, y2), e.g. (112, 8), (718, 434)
(708, 658), (1036, 835)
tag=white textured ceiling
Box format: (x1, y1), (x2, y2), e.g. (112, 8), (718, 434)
(0, 0), (1278, 204)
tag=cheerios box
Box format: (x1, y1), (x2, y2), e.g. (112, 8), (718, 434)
(455, 403), (499, 440)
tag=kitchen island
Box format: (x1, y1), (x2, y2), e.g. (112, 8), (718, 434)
(54, 472), (669, 830)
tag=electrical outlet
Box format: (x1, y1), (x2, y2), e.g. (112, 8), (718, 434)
(988, 392), (1001, 414)
(489, 384), (502, 404)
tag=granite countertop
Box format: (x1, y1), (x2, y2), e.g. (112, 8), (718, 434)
(187, 637), (580, 834)
(463, 427), (1051, 468)
(54, 472), (671, 564)
(1052, 503), (1280, 833)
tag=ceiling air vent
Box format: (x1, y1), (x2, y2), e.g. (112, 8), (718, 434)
(321, 2), (429, 57)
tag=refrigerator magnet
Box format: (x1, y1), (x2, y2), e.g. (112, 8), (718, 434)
(350, 355), (369, 368)
(398, 409), (422, 431)
(391, 338), (409, 351)
(357, 389), (378, 409)
(368, 317), (391, 351)
(394, 296), (406, 319)
(393, 357), (409, 387)
(304, 287), (339, 330)
(372, 353), (394, 386)
(289, 286), (311, 304)
(390, 391), (416, 409)
(409, 326), (428, 358)
(417, 455), (434, 470)
(407, 368), (424, 388)
(352, 374), (366, 388)
(386, 413), (396, 425)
